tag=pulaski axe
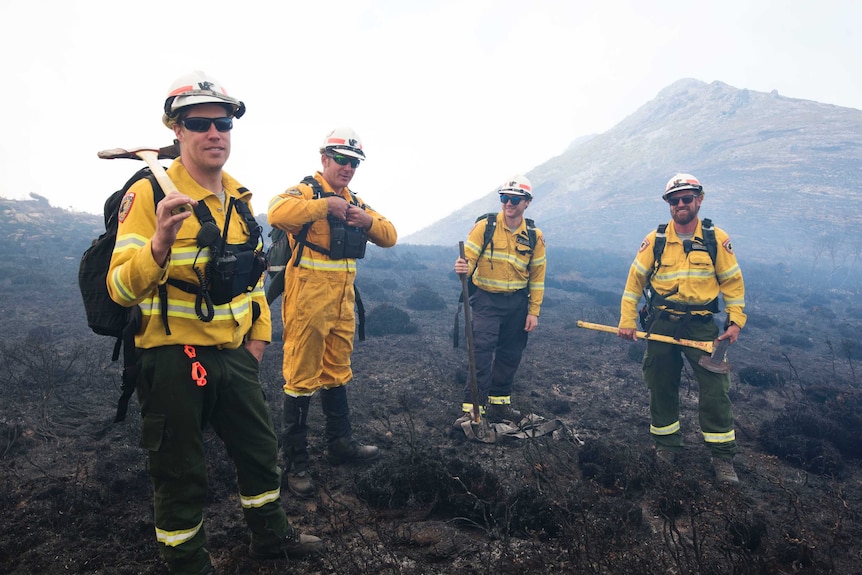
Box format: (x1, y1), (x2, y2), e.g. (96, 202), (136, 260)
(576, 320), (731, 374)
(97, 143), (187, 210)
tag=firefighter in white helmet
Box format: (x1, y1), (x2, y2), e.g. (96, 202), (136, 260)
(453, 174), (547, 425)
(618, 172), (746, 485)
(268, 127), (397, 498)
(108, 71), (321, 573)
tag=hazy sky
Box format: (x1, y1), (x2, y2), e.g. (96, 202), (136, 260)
(2, 0), (859, 236)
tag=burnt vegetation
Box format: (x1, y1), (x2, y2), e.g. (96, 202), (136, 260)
(1, 211), (862, 574)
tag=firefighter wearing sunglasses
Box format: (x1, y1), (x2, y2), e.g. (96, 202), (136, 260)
(267, 127), (397, 499)
(617, 173), (746, 485)
(108, 71), (322, 574)
(453, 174), (547, 425)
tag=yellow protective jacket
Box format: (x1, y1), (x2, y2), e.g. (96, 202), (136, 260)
(266, 173), (398, 275)
(464, 212), (546, 317)
(107, 160), (271, 349)
(619, 218), (746, 331)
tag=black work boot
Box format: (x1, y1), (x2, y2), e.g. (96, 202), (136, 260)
(282, 395), (315, 497)
(326, 437), (379, 465)
(249, 527), (324, 560)
(486, 403), (522, 423)
(321, 386), (378, 464)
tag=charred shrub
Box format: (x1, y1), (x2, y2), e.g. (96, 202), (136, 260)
(738, 366), (786, 388)
(759, 412), (846, 476)
(508, 485), (563, 538)
(742, 311), (778, 329)
(355, 450), (503, 528)
(779, 334), (814, 349)
(728, 513), (768, 552)
(365, 303), (418, 336)
(405, 285), (446, 311)
(578, 438), (647, 492)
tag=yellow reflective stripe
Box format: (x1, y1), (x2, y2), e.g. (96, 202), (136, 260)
(488, 396), (512, 405)
(474, 277), (528, 291)
(622, 290), (640, 303)
(655, 268), (717, 282)
(716, 264), (741, 281)
(155, 519), (203, 548)
(461, 403), (486, 414)
(632, 260), (650, 277)
(139, 296), (252, 321)
(650, 421), (680, 436)
(703, 429), (736, 443)
(268, 195), (290, 210)
(109, 267), (137, 304)
(297, 258), (356, 272)
(240, 487), (281, 509)
(114, 235), (147, 251)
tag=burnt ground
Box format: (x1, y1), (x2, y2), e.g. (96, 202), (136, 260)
(1, 249), (862, 575)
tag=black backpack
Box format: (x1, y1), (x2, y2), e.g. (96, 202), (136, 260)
(78, 167), (165, 422)
(80, 166), (266, 421)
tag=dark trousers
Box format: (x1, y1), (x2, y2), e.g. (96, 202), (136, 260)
(463, 289), (530, 405)
(642, 316), (737, 458)
(137, 345), (290, 575)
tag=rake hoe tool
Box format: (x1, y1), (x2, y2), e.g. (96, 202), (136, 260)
(576, 320), (731, 374)
(459, 242), (482, 423)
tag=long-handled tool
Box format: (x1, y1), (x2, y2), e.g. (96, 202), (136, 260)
(97, 143), (187, 212)
(576, 320), (731, 374)
(458, 242), (482, 423)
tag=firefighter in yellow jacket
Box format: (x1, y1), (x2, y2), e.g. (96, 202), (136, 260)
(618, 173), (746, 485)
(453, 175), (547, 424)
(107, 71), (321, 574)
(267, 127), (397, 498)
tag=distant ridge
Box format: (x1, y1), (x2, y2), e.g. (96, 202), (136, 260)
(404, 79), (862, 264)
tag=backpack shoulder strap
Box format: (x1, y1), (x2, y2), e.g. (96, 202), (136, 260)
(652, 223), (668, 274)
(700, 218), (717, 266)
(524, 217), (537, 249)
(291, 176), (329, 266)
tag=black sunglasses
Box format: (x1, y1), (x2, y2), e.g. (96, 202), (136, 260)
(667, 195), (697, 206)
(326, 152), (361, 168)
(181, 117), (233, 132)
(500, 194), (526, 206)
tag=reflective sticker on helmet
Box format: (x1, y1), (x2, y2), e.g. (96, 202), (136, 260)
(722, 238), (733, 254)
(118, 192), (135, 223)
(638, 237), (651, 253)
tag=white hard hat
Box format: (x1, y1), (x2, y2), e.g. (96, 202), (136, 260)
(319, 127), (366, 161)
(498, 174), (533, 198)
(663, 173), (703, 200)
(162, 71), (245, 128)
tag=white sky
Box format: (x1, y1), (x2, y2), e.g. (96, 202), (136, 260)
(1, 0), (859, 236)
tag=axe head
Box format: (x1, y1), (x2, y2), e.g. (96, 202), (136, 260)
(698, 337), (731, 374)
(97, 142), (180, 160)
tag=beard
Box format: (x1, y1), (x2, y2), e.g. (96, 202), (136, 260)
(672, 204), (699, 226)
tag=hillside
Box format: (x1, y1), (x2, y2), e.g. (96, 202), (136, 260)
(1, 197), (861, 574)
(405, 79), (862, 269)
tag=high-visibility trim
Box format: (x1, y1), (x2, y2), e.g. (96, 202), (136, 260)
(297, 257), (357, 272)
(155, 519), (203, 548)
(703, 429), (736, 443)
(114, 235), (148, 252)
(488, 396), (512, 405)
(240, 487), (281, 509)
(461, 403), (486, 414)
(650, 420), (681, 436)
